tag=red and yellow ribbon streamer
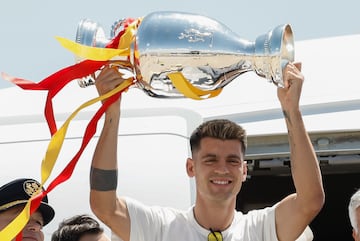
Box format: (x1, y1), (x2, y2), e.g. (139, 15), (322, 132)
(56, 36), (128, 61)
(0, 17), (138, 241)
(56, 18), (141, 61)
(0, 76), (134, 241)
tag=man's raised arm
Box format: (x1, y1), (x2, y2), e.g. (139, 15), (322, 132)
(275, 62), (325, 241)
(90, 66), (131, 241)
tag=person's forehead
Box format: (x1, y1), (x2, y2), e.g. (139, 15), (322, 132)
(199, 137), (242, 148)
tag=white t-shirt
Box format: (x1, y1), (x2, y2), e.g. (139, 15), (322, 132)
(114, 197), (278, 241)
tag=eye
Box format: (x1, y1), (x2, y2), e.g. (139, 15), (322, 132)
(37, 220), (44, 227)
(228, 159), (241, 165)
(33, 220), (44, 230)
(33, 217), (44, 229)
(204, 158), (216, 164)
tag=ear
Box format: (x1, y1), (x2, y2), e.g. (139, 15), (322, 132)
(353, 229), (357, 240)
(186, 158), (195, 177)
(242, 161), (248, 182)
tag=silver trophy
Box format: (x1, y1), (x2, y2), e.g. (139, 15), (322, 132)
(75, 11), (294, 98)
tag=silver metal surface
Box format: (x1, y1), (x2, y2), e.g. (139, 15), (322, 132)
(75, 11), (294, 97)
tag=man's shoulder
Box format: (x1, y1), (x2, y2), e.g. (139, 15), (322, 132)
(124, 197), (189, 218)
(235, 205), (276, 221)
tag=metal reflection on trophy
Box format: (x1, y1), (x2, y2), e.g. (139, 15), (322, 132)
(75, 11), (294, 98)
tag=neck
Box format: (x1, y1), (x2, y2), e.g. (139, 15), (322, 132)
(193, 198), (236, 231)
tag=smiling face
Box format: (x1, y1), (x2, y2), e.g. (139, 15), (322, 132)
(0, 205), (44, 241)
(187, 137), (247, 204)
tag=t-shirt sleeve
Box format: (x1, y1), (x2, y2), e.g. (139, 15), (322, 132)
(246, 205), (313, 241)
(124, 197), (164, 241)
(262, 206), (278, 241)
(245, 206), (279, 241)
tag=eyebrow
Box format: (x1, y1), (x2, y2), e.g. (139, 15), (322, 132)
(201, 153), (242, 159)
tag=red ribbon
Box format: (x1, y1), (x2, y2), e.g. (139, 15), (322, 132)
(3, 60), (108, 135)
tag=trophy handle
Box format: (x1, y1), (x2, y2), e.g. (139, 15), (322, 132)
(254, 24), (294, 87)
(75, 19), (110, 88)
(75, 19), (109, 48)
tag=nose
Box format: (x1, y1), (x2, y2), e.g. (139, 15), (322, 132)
(214, 161), (229, 174)
(25, 221), (42, 232)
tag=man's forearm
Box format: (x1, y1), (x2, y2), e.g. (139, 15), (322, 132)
(92, 108), (120, 169)
(90, 109), (121, 220)
(285, 109), (324, 208)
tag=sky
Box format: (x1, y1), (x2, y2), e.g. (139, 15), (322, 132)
(0, 0), (359, 89)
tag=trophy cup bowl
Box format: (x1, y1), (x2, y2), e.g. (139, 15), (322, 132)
(75, 11), (294, 98)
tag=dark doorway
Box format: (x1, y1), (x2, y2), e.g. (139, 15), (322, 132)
(236, 172), (360, 240)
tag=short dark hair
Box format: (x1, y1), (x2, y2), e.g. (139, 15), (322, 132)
(51, 214), (104, 241)
(189, 119), (247, 156)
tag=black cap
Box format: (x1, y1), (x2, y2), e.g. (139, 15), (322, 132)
(0, 178), (55, 226)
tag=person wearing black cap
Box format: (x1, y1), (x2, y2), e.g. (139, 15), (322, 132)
(0, 178), (55, 241)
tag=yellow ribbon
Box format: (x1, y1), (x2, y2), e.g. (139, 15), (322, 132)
(40, 78), (133, 183)
(55, 36), (128, 61)
(56, 18), (141, 61)
(118, 18), (142, 51)
(167, 72), (222, 100)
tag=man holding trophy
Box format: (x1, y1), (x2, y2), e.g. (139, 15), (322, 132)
(0, 10), (323, 241)
(89, 57), (324, 241)
(81, 10), (324, 241)
(48, 11), (324, 241)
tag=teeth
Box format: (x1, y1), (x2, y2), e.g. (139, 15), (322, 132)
(212, 180), (229, 185)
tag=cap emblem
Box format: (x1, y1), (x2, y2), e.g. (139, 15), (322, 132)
(23, 180), (41, 197)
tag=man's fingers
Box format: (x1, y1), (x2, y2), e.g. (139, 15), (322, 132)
(293, 62), (302, 71)
(282, 62), (303, 89)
